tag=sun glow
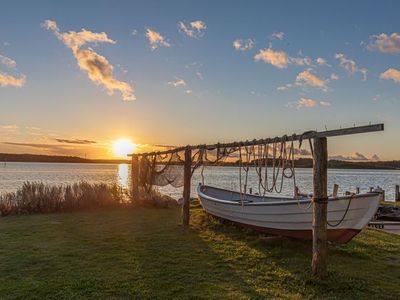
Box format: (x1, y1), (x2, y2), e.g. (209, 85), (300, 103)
(112, 138), (136, 158)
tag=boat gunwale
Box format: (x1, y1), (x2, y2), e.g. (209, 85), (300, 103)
(197, 184), (380, 207)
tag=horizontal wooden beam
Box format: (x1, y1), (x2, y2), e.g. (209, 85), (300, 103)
(129, 123), (384, 157)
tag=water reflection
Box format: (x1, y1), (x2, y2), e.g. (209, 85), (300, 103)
(2, 163), (400, 200)
(117, 164), (129, 189)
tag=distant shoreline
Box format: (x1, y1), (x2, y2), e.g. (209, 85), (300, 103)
(0, 153), (129, 164)
(1, 153), (400, 170)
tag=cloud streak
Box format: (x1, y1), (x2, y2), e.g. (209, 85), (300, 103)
(380, 68), (400, 84)
(233, 38), (255, 51)
(316, 57), (330, 67)
(270, 32), (284, 40)
(168, 77), (186, 87)
(295, 70), (328, 91)
(329, 152), (379, 161)
(146, 29), (170, 49)
(178, 20), (206, 38)
(2, 142), (68, 151)
(0, 124), (19, 130)
(56, 139), (97, 144)
(287, 97), (331, 109)
(334, 53), (367, 81)
(368, 33), (400, 53)
(254, 47), (311, 69)
(0, 73), (26, 87)
(42, 19), (134, 101)
(0, 53), (16, 68)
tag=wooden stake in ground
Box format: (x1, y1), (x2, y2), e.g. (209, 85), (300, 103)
(131, 154), (139, 203)
(182, 147), (192, 230)
(312, 137), (328, 278)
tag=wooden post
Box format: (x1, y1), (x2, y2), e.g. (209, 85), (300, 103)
(395, 185), (400, 202)
(312, 137), (328, 278)
(332, 184), (338, 197)
(356, 187), (360, 194)
(131, 154), (139, 202)
(182, 147), (192, 230)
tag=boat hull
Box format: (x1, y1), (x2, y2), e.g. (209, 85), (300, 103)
(197, 185), (380, 244)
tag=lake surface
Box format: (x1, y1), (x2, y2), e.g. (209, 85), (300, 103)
(1, 162), (400, 200)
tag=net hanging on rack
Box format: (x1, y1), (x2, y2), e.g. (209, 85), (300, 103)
(139, 151), (185, 192)
(138, 135), (309, 196)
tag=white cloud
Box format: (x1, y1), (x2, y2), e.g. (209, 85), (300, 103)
(0, 73), (26, 87)
(0, 53), (26, 88)
(371, 154), (380, 161)
(270, 31), (284, 40)
(168, 77), (186, 87)
(254, 48), (289, 68)
(334, 53), (367, 81)
(0, 124), (18, 129)
(330, 152), (370, 161)
(233, 38), (255, 51)
(290, 56), (312, 66)
(295, 70), (328, 91)
(368, 33), (400, 53)
(319, 101), (331, 107)
(190, 20), (206, 31)
(287, 98), (331, 109)
(185, 89), (193, 94)
(297, 97), (317, 108)
(254, 47), (311, 69)
(380, 68), (400, 84)
(316, 57), (330, 67)
(145, 28), (170, 50)
(178, 20), (206, 38)
(42, 19), (134, 101)
(0, 54), (16, 69)
(195, 71), (203, 80)
(330, 73), (339, 81)
(277, 83), (292, 91)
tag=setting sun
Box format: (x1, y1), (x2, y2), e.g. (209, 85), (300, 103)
(112, 138), (136, 157)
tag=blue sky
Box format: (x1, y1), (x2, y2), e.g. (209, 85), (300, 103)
(0, 0), (399, 159)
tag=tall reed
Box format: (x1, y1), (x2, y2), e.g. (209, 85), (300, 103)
(0, 182), (126, 216)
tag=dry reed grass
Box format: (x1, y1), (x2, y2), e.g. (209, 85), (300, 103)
(0, 181), (126, 216)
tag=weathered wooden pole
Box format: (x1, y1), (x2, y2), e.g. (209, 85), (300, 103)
(312, 137), (328, 278)
(182, 147), (192, 230)
(395, 185), (400, 202)
(131, 154), (139, 203)
(332, 184), (339, 197)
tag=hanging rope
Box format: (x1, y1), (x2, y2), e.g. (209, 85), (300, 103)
(138, 131), (313, 199)
(327, 194), (354, 227)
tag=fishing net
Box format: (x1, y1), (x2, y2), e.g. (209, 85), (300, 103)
(139, 151), (185, 192)
(138, 137), (308, 197)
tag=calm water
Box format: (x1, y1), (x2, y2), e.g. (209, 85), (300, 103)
(1, 162), (400, 200)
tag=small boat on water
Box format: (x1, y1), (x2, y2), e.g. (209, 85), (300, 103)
(197, 184), (380, 243)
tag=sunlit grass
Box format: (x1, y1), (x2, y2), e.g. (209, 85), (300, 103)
(0, 206), (398, 299)
(0, 182), (126, 216)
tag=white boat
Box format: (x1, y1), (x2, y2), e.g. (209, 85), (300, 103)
(197, 184), (380, 243)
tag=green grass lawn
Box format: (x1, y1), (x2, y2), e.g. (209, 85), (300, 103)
(381, 200), (400, 208)
(0, 207), (399, 299)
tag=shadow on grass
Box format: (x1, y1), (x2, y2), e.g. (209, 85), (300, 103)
(186, 208), (400, 299)
(123, 209), (268, 298)
(0, 206), (399, 299)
